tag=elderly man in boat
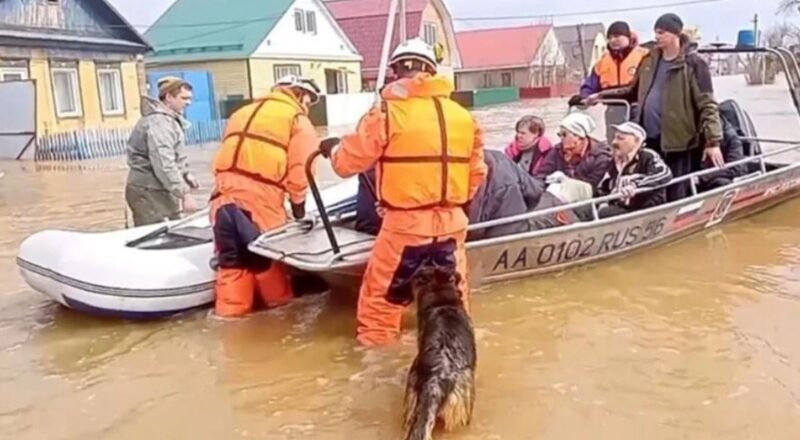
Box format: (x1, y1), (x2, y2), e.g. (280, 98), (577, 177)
(125, 76), (200, 226)
(596, 122), (672, 218)
(209, 75), (322, 318)
(318, 37), (487, 347)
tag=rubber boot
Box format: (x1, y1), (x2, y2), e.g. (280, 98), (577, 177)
(254, 263), (293, 308)
(215, 268), (256, 317)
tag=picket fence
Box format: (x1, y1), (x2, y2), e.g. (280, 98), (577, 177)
(34, 119), (228, 162)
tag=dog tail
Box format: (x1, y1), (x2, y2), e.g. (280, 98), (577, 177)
(404, 382), (443, 440)
(404, 372), (475, 440)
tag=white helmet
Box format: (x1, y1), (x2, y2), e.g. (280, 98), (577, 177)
(275, 74), (321, 103)
(389, 37), (441, 73)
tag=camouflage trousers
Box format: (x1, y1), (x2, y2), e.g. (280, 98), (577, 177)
(125, 184), (181, 226)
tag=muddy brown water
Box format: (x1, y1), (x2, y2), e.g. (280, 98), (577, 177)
(2, 77), (800, 439)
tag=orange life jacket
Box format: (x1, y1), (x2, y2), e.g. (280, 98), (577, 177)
(594, 47), (648, 89)
(213, 90), (303, 187)
(378, 96), (475, 210)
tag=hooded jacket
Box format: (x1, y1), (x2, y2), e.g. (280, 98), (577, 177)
(598, 35), (723, 153)
(126, 96), (190, 197)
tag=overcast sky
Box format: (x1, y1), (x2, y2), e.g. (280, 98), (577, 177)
(110, 0), (790, 43)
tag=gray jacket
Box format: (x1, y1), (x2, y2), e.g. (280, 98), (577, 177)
(126, 96), (190, 197)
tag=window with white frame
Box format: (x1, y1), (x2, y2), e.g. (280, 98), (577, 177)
(294, 9), (305, 32)
(274, 64), (301, 81)
(335, 70), (347, 94)
(0, 59), (29, 82)
(0, 67), (28, 82)
(51, 62), (82, 118)
(423, 22), (438, 46)
(305, 11), (317, 35)
(97, 64), (124, 116)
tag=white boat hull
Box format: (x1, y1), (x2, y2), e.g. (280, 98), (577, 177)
(16, 178), (359, 319)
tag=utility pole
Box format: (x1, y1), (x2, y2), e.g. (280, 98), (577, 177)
(576, 23), (588, 78)
(399, 0), (407, 41)
(752, 13), (759, 46)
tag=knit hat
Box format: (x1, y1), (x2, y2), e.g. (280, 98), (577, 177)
(607, 21), (632, 38)
(654, 13), (684, 36)
(560, 112), (596, 138)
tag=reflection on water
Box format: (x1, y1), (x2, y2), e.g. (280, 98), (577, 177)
(2, 86), (800, 439)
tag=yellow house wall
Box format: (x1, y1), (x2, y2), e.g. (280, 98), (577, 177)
(420, 3), (455, 80)
(248, 58), (363, 97)
(30, 58), (145, 135)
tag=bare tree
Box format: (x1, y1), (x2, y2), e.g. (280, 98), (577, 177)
(779, 1), (800, 14)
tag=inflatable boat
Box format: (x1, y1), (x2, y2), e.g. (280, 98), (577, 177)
(16, 178), (359, 319)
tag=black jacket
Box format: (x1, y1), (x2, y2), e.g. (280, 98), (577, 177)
(598, 147), (672, 210)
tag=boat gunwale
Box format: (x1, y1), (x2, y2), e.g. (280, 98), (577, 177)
(249, 140), (800, 272)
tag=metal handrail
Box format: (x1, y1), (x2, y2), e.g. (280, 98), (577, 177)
(305, 150), (340, 254)
(467, 141), (800, 233)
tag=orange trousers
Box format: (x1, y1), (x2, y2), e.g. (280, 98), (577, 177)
(210, 197), (294, 318)
(356, 228), (469, 346)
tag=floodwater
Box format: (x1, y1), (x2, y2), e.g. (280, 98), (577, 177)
(2, 74), (800, 439)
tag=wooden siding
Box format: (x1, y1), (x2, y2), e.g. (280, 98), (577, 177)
(147, 59), (251, 100)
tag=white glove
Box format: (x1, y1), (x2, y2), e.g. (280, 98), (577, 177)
(545, 171), (568, 185)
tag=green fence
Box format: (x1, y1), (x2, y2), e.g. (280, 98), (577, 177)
(473, 87), (520, 107)
(450, 87), (520, 108)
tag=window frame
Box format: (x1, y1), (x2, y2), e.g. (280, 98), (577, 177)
(501, 71), (512, 87)
(50, 64), (83, 119)
(96, 66), (125, 117)
(294, 9), (305, 32)
(0, 67), (29, 82)
(305, 10), (317, 35)
(423, 22), (438, 46)
(273, 64), (302, 81)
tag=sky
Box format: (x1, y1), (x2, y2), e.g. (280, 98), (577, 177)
(110, 0), (790, 44)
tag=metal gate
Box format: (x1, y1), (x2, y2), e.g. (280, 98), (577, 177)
(0, 80), (36, 160)
(147, 70), (217, 124)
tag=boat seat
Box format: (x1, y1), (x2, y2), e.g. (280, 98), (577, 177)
(250, 225), (374, 264)
(169, 226), (214, 242)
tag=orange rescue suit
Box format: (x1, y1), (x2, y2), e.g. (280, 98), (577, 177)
(331, 73), (487, 346)
(210, 88), (319, 317)
(594, 47), (648, 89)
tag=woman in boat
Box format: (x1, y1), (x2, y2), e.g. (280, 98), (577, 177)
(533, 112), (613, 191)
(504, 115), (553, 175)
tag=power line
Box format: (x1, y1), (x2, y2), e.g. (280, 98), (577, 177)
(455, 0), (726, 21)
(100, 0), (728, 30)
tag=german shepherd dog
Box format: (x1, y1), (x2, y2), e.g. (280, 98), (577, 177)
(402, 264), (477, 440)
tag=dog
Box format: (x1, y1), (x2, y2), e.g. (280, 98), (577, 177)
(402, 263), (477, 440)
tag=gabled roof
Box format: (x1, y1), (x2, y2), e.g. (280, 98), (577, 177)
(326, 0), (427, 74)
(0, 0), (149, 52)
(554, 23), (605, 75)
(96, 0), (151, 49)
(326, 0), (428, 19)
(456, 25), (551, 71)
(145, 0), (294, 62)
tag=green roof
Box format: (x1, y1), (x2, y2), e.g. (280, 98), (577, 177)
(145, 0), (294, 62)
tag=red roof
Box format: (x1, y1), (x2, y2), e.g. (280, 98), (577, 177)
(326, 0), (427, 79)
(456, 25), (551, 70)
(326, 0), (427, 19)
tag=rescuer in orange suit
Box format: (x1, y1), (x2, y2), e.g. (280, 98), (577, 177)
(210, 75), (321, 317)
(318, 38), (488, 346)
